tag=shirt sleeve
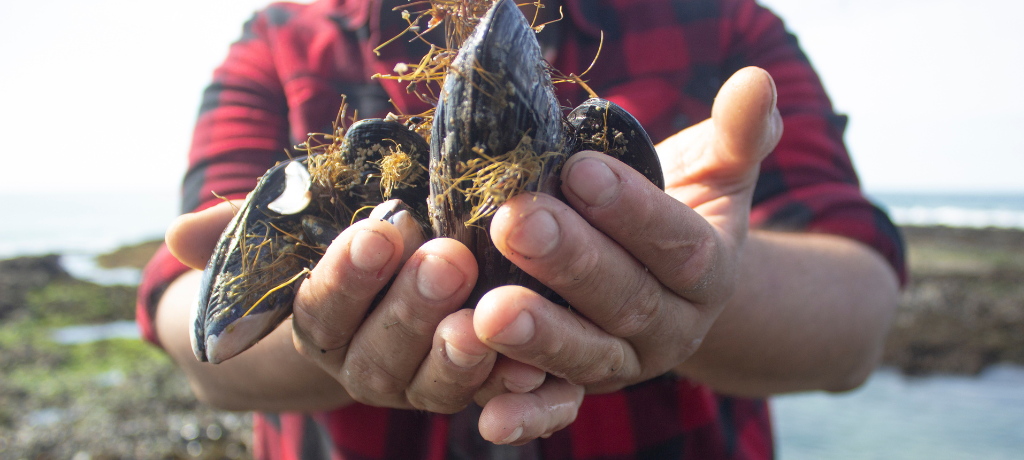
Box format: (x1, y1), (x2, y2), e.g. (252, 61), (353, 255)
(136, 9), (292, 346)
(724, 0), (906, 284)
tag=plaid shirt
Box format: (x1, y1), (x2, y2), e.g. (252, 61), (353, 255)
(137, 0), (906, 458)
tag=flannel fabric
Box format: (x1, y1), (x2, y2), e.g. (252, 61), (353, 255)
(136, 0), (906, 458)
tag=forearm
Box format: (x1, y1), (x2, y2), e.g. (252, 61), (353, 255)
(156, 270), (353, 412)
(675, 230), (899, 397)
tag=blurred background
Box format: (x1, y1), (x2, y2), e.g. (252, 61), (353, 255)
(0, 0), (1021, 458)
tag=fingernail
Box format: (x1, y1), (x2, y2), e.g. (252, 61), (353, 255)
(506, 210), (559, 258)
(416, 255), (466, 301)
(504, 372), (545, 394)
(766, 71), (778, 117)
(500, 426), (524, 445)
(490, 310), (534, 346)
(566, 157), (620, 207)
(445, 341), (486, 368)
(350, 230), (394, 272)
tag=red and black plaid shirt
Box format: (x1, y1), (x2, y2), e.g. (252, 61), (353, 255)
(137, 0), (906, 458)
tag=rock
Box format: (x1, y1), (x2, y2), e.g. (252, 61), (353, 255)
(94, 240), (163, 270)
(0, 254), (70, 319)
(882, 226), (1024, 375)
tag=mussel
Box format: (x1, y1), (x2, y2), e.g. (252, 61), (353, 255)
(191, 119), (430, 363)
(429, 0), (570, 304)
(190, 0), (664, 364)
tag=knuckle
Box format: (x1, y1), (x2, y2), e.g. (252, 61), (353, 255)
(604, 274), (663, 339)
(526, 333), (569, 371)
(547, 244), (602, 292)
(672, 336), (703, 367)
(407, 388), (471, 414)
(565, 342), (626, 386)
(406, 371), (476, 413)
(341, 357), (408, 403)
(673, 232), (721, 298)
(640, 336), (701, 381)
(292, 307), (351, 352)
(388, 300), (448, 340)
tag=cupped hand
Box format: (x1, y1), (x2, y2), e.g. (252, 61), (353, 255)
(471, 66), (784, 444)
(286, 202), (499, 413)
(168, 199), (509, 414)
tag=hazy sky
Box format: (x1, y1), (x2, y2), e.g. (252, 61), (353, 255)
(1, 0), (1021, 195)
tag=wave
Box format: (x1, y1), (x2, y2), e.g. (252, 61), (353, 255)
(888, 206), (1024, 230)
(870, 193), (1024, 230)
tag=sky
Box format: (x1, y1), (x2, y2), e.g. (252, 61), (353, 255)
(0, 0), (1021, 196)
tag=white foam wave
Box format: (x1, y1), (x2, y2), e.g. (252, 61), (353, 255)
(888, 206), (1024, 229)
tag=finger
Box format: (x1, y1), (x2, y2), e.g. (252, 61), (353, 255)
(549, 68), (784, 304)
(338, 238), (479, 408)
(478, 377), (584, 446)
(711, 66), (783, 171)
(489, 195), (706, 381)
(473, 355), (547, 406)
(402, 309), (498, 413)
(474, 285), (648, 392)
(165, 200), (243, 270)
(558, 152), (734, 307)
(368, 199), (428, 266)
(291, 218), (405, 370)
(657, 66), (782, 196)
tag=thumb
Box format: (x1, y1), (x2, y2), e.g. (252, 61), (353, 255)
(659, 66), (783, 195)
(713, 66), (783, 171)
(165, 200), (243, 270)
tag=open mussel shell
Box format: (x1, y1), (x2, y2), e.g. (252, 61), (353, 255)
(191, 158), (315, 364)
(567, 98), (665, 190)
(192, 119), (430, 363)
(429, 0), (567, 305)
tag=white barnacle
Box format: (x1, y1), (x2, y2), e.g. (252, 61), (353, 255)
(267, 161), (312, 215)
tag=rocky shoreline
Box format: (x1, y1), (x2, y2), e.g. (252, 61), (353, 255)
(0, 225), (1022, 458)
(0, 252), (253, 459)
(884, 226), (1024, 375)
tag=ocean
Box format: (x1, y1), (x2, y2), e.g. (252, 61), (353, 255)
(4, 190), (1024, 457)
(774, 365), (1024, 459)
(870, 192), (1024, 230)
(4, 191), (1024, 261)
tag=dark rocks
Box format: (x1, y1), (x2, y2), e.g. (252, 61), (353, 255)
(94, 240), (163, 270)
(882, 226), (1024, 375)
(0, 254), (70, 319)
(0, 250), (253, 459)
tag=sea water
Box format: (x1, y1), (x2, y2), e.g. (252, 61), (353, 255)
(870, 192), (1024, 230)
(4, 191), (1023, 260)
(5, 191), (1024, 456)
(774, 365), (1024, 459)
(0, 191), (179, 260)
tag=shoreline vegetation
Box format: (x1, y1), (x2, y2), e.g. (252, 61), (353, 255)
(1, 225), (1022, 458)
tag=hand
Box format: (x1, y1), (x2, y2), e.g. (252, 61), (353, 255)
(469, 66), (783, 444)
(168, 199), (525, 413)
(285, 202), (496, 413)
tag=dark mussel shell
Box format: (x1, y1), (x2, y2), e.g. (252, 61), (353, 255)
(429, 0), (568, 305)
(567, 98), (665, 190)
(192, 119), (430, 363)
(331, 119), (432, 224)
(428, 0), (665, 307)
